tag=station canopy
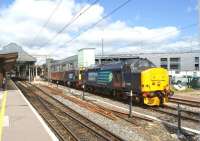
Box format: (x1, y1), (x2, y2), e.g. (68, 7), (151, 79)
(0, 43), (36, 63)
(0, 52), (18, 72)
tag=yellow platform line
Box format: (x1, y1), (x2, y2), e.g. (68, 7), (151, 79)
(0, 91), (8, 141)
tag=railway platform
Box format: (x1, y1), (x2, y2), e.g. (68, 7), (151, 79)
(0, 80), (57, 141)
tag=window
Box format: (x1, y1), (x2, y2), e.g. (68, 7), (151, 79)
(170, 58), (180, 70)
(161, 64), (168, 69)
(160, 58), (168, 69)
(195, 64), (199, 71)
(161, 58), (167, 61)
(195, 57), (199, 70)
(195, 57), (199, 63)
(170, 64), (179, 70)
(170, 58), (180, 62)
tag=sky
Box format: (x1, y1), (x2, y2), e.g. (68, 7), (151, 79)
(0, 0), (199, 61)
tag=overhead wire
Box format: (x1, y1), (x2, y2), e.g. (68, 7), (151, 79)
(39, 0), (196, 53)
(33, 0), (63, 43)
(42, 0), (100, 46)
(57, 0), (133, 48)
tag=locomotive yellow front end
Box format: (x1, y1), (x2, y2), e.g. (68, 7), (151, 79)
(141, 68), (172, 106)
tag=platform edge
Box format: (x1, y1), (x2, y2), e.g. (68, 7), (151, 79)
(12, 81), (59, 141)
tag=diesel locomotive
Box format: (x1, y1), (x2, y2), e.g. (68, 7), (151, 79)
(48, 58), (173, 106)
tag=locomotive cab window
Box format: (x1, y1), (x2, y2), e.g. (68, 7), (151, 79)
(131, 59), (156, 71)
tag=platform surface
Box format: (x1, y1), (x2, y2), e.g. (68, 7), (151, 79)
(0, 81), (56, 141)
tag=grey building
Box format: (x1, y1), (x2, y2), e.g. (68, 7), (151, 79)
(136, 51), (200, 71)
(96, 51), (200, 72)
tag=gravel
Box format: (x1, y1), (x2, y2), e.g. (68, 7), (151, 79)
(54, 95), (148, 141)
(60, 86), (200, 131)
(35, 81), (180, 141)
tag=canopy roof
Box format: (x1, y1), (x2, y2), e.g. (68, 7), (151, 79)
(0, 52), (18, 72)
(0, 43), (36, 62)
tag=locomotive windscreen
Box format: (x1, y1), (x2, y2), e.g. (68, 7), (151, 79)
(130, 58), (155, 72)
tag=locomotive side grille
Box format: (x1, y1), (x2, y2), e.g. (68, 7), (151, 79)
(97, 71), (113, 84)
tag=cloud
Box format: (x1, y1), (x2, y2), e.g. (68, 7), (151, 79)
(79, 21), (179, 44)
(0, 0), (185, 62)
(160, 38), (199, 51)
(103, 37), (199, 55)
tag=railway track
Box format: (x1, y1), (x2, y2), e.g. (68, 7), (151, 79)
(164, 105), (200, 116)
(169, 97), (200, 108)
(149, 106), (200, 123)
(17, 83), (76, 141)
(38, 84), (155, 125)
(42, 82), (200, 123)
(17, 81), (124, 141)
(36, 82), (200, 130)
(39, 85), (117, 120)
(34, 83), (200, 136)
(108, 109), (154, 126)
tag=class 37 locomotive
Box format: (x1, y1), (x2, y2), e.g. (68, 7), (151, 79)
(84, 58), (173, 106)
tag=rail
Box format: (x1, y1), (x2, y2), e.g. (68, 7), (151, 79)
(17, 81), (124, 141)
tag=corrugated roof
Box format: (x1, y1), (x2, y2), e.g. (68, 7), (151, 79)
(0, 43), (36, 62)
(50, 55), (78, 65)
